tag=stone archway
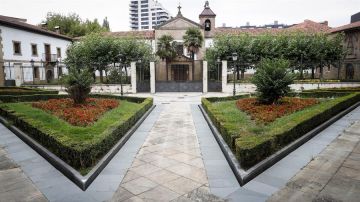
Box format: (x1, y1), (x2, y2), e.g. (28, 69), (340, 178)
(46, 70), (53, 83)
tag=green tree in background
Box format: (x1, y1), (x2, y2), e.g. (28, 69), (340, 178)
(102, 17), (110, 31)
(183, 28), (204, 59)
(41, 12), (110, 37)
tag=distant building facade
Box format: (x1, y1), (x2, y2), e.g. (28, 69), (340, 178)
(0, 15), (72, 86)
(129, 0), (170, 30)
(329, 13), (360, 80)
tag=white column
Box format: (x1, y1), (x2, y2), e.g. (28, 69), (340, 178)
(14, 64), (22, 86)
(131, 62), (137, 94)
(222, 61), (228, 93)
(150, 62), (155, 94)
(203, 61), (208, 93)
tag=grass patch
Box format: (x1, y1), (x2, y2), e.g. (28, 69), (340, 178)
(202, 92), (360, 168)
(0, 96), (153, 173)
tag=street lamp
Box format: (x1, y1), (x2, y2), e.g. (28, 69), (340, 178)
(232, 53), (238, 96)
(116, 54), (124, 96)
(30, 59), (35, 85)
(216, 57), (221, 81)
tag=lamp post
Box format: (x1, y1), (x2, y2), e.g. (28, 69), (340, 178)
(232, 52), (238, 96)
(30, 59), (35, 85)
(116, 54), (124, 96)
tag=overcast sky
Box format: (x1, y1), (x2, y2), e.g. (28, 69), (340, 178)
(1, 0), (358, 31)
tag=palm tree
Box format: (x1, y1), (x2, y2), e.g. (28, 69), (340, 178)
(156, 35), (177, 62)
(183, 28), (204, 60)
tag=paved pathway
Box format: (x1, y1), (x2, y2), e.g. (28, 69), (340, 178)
(268, 120), (360, 202)
(111, 103), (224, 202)
(0, 147), (47, 202)
(0, 93), (360, 202)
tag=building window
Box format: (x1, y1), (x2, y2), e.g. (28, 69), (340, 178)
(13, 41), (21, 55)
(57, 47), (61, 58)
(31, 44), (38, 56)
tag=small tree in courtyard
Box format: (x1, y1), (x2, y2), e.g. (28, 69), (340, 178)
(62, 67), (93, 104)
(183, 28), (204, 59)
(252, 58), (295, 104)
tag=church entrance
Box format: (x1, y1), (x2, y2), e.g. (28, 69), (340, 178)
(171, 64), (189, 81)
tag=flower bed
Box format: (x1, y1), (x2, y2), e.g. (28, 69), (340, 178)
(236, 97), (319, 123)
(32, 98), (119, 126)
(0, 95), (153, 173)
(202, 92), (360, 168)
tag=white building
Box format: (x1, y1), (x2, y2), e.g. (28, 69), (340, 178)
(0, 15), (73, 86)
(129, 0), (170, 30)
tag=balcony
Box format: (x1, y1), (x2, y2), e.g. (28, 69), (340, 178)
(42, 54), (58, 63)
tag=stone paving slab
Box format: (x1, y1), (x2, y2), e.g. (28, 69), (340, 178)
(0, 147), (48, 202)
(0, 106), (164, 202)
(268, 120), (360, 202)
(111, 103), (225, 202)
(191, 104), (360, 202)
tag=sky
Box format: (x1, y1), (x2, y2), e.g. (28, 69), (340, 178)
(0, 0), (359, 31)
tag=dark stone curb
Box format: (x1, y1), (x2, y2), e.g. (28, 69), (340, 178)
(0, 105), (156, 191)
(198, 101), (360, 186)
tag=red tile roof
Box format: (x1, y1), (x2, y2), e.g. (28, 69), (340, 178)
(102, 30), (155, 39)
(287, 20), (331, 33)
(215, 20), (331, 36)
(330, 21), (360, 33)
(0, 15), (73, 41)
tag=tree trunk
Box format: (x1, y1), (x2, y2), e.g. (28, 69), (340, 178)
(241, 69), (245, 80)
(311, 66), (315, 79)
(99, 68), (104, 83)
(236, 65), (240, 80)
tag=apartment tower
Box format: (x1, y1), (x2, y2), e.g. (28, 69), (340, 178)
(129, 0), (170, 30)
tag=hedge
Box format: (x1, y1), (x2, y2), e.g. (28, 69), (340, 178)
(0, 95), (153, 170)
(202, 92), (360, 169)
(0, 87), (59, 95)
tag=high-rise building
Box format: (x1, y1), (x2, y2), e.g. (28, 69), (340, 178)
(129, 0), (170, 30)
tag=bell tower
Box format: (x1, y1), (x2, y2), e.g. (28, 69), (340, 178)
(199, 1), (216, 38)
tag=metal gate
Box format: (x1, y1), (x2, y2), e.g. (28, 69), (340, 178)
(208, 63), (222, 92)
(156, 81), (203, 92)
(136, 63), (150, 92)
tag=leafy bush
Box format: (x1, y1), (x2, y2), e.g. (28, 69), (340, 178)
(62, 68), (93, 104)
(252, 58), (295, 104)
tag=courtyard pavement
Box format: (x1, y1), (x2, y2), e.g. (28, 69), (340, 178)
(0, 92), (359, 202)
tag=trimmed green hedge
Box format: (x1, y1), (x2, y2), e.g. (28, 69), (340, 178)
(202, 92), (360, 168)
(0, 87), (59, 95)
(0, 95), (153, 171)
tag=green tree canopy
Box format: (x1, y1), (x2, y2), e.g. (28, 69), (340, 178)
(65, 34), (153, 83)
(41, 12), (110, 37)
(206, 32), (346, 79)
(156, 35), (177, 61)
(183, 28), (204, 59)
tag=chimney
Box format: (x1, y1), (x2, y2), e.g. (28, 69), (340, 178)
(321, 21), (328, 26)
(54, 26), (60, 34)
(274, 20), (278, 25)
(246, 22), (250, 26)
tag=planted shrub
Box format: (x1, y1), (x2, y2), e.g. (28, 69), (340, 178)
(62, 68), (93, 104)
(252, 58), (295, 104)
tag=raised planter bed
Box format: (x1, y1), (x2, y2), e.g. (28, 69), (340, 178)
(0, 94), (154, 190)
(200, 92), (360, 186)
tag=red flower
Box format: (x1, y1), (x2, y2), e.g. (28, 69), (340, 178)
(236, 97), (318, 123)
(32, 98), (119, 126)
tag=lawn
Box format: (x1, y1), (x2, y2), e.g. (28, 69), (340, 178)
(0, 96), (153, 174)
(202, 92), (360, 168)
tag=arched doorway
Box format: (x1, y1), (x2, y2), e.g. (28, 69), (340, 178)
(346, 64), (354, 80)
(46, 70), (53, 83)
